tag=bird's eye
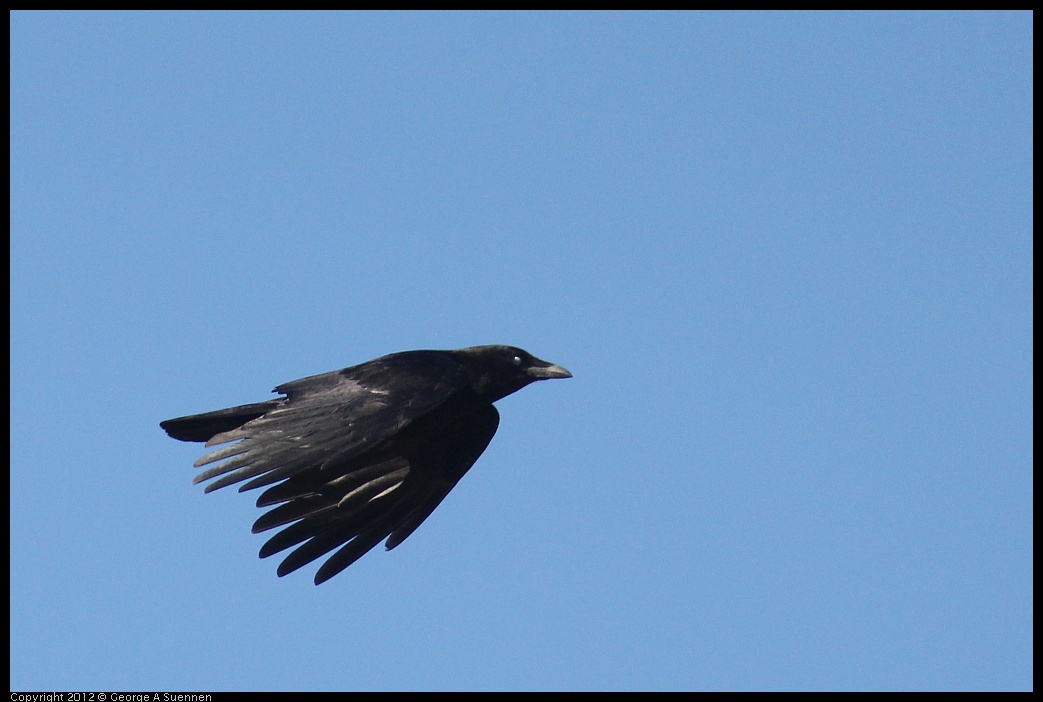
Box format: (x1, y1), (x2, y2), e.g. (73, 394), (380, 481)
(512, 355), (523, 365)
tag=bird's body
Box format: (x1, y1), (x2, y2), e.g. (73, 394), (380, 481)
(161, 345), (571, 584)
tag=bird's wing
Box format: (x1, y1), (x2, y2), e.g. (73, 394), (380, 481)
(253, 403), (501, 584)
(166, 351), (473, 494)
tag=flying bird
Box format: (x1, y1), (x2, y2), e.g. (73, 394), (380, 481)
(161, 345), (571, 584)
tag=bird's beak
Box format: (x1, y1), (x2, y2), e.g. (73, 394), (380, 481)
(528, 361), (573, 380)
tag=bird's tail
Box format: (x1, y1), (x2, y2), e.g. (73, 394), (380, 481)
(160, 400), (281, 443)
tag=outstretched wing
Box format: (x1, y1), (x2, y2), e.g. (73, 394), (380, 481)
(255, 403), (500, 584)
(161, 351), (502, 583)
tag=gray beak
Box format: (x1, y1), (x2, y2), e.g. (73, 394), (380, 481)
(528, 360), (573, 380)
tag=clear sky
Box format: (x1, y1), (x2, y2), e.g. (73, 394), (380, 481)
(10, 11), (1032, 692)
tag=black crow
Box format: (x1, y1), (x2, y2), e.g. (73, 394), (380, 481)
(161, 345), (571, 584)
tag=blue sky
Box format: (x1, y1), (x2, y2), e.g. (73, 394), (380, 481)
(10, 11), (1031, 692)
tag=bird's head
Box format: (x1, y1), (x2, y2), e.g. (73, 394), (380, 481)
(451, 345), (572, 402)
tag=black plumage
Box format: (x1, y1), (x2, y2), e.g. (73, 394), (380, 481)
(161, 345), (571, 584)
